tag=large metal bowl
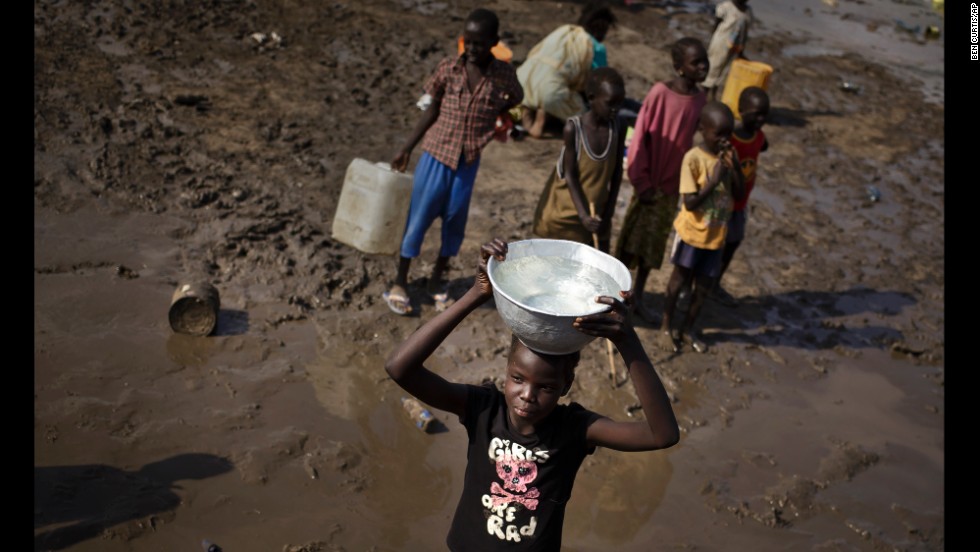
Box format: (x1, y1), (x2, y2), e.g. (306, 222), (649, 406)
(487, 239), (632, 354)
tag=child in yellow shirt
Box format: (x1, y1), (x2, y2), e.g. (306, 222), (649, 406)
(659, 101), (744, 353)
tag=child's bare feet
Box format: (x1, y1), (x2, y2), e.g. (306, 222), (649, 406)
(658, 329), (681, 353)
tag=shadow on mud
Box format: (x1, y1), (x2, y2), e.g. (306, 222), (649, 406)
(699, 286), (919, 351)
(767, 107), (843, 127)
(215, 308), (249, 336)
(440, 279), (919, 356)
(34, 453), (233, 551)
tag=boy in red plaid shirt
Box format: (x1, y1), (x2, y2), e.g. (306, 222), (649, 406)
(384, 8), (523, 316)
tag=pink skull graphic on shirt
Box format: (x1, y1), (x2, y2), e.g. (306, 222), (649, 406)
(489, 454), (540, 510)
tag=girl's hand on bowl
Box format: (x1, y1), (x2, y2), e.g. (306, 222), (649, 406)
(572, 290), (633, 343)
(477, 238), (508, 297)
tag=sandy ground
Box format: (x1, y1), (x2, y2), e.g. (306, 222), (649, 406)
(34, 0), (944, 550)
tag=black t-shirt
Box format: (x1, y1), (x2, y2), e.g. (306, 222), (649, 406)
(446, 383), (602, 551)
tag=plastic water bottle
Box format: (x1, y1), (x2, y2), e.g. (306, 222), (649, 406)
(401, 397), (434, 432)
(866, 185), (881, 202)
(839, 81), (861, 94)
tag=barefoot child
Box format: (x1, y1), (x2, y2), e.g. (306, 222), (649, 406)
(385, 238), (679, 551)
(659, 101), (744, 354)
(532, 67), (627, 253)
(615, 37), (708, 323)
(384, 8), (524, 316)
(712, 86), (770, 307)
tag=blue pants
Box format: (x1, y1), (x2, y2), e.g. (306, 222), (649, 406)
(400, 152), (480, 258)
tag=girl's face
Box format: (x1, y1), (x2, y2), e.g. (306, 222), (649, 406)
(677, 44), (709, 83)
(590, 81), (626, 122)
(503, 344), (570, 435)
(462, 21), (498, 65)
(701, 117), (734, 155)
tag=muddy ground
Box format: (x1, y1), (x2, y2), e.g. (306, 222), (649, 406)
(34, 0), (944, 550)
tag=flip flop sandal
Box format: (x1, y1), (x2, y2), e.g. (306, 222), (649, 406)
(382, 290), (412, 315)
(431, 291), (454, 313)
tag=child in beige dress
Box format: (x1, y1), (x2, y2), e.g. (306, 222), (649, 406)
(532, 68), (627, 253)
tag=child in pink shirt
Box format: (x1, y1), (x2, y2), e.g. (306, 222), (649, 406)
(615, 37), (708, 324)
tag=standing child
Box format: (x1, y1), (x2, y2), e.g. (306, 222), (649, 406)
(385, 237), (679, 551)
(615, 37), (708, 323)
(384, 8), (524, 316)
(659, 101), (744, 354)
(712, 86), (770, 306)
(702, 0), (753, 101)
(532, 67), (627, 253)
